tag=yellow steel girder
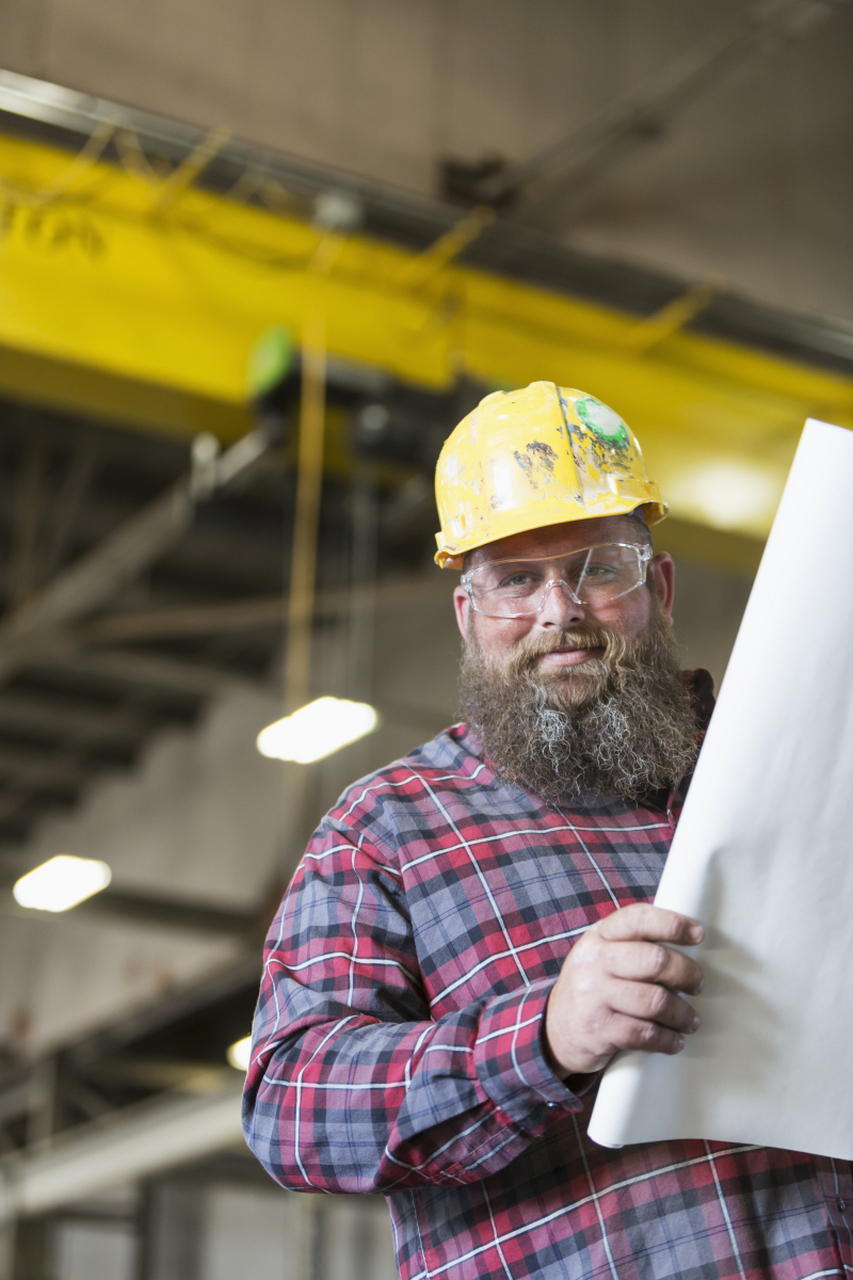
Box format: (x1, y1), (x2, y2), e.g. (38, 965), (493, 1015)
(0, 129), (851, 540)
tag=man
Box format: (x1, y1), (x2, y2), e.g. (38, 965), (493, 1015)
(244, 383), (852, 1279)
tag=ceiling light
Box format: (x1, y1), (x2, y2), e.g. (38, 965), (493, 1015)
(256, 696), (379, 764)
(313, 190), (363, 231)
(13, 855), (112, 913)
(227, 1035), (252, 1072)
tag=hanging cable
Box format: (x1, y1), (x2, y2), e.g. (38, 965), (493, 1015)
(151, 126), (232, 211)
(283, 234), (342, 713)
(0, 121), (116, 206)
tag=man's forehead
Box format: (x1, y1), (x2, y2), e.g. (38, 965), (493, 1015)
(470, 516), (643, 565)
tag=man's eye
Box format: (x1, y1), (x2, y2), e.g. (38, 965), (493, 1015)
(499, 571), (536, 588)
(579, 562), (617, 580)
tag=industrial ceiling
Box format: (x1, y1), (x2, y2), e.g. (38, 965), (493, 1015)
(0, 40), (849, 856)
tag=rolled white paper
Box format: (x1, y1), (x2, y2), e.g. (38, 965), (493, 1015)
(588, 418), (853, 1158)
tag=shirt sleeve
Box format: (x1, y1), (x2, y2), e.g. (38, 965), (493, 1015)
(242, 817), (583, 1194)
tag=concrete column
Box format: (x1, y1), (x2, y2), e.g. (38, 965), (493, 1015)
(135, 1181), (206, 1280)
(10, 1214), (55, 1280)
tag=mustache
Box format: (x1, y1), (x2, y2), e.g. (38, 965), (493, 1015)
(504, 627), (615, 676)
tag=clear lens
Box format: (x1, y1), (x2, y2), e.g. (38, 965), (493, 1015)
(465, 543), (648, 618)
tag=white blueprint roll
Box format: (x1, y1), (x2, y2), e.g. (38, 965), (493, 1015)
(588, 418), (853, 1157)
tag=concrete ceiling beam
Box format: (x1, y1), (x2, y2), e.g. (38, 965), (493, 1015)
(0, 1081), (245, 1222)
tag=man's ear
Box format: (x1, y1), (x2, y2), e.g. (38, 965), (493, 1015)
(649, 552), (675, 623)
(453, 586), (470, 639)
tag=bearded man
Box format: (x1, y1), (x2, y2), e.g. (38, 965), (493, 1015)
(244, 383), (851, 1280)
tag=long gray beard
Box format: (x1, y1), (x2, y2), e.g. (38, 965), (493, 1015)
(459, 605), (701, 803)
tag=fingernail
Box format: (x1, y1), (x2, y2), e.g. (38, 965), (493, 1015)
(675, 1035), (685, 1051)
(690, 1015), (701, 1032)
(695, 976), (704, 995)
(688, 925), (704, 944)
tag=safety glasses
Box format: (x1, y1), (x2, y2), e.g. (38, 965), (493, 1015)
(461, 542), (652, 619)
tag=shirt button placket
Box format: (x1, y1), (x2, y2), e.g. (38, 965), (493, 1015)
(817, 1157), (853, 1271)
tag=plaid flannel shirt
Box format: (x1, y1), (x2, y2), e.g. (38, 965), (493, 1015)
(244, 673), (853, 1280)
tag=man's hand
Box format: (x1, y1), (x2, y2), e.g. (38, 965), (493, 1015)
(545, 904), (704, 1078)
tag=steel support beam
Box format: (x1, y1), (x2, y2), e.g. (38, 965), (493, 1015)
(55, 650), (263, 698)
(72, 574), (451, 645)
(0, 420), (280, 682)
(0, 692), (150, 745)
(0, 109), (851, 518)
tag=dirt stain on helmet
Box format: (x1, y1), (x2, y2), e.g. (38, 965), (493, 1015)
(512, 441), (558, 490)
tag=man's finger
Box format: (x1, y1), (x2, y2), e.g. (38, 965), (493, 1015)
(606, 1012), (689, 1057)
(605, 977), (701, 1035)
(596, 903), (704, 947)
(601, 939), (704, 994)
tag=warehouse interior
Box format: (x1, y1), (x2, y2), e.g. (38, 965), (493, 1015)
(0, 0), (851, 1275)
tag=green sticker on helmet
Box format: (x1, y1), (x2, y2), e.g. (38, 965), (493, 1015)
(576, 397), (629, 449)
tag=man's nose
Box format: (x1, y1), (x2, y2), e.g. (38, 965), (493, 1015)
(536, 578), (587, 626)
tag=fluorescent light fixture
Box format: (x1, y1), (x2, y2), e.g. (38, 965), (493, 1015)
(13, 855), (112, 913)
(227, 1035), (252, 1072)
(256, 696), (379, 764)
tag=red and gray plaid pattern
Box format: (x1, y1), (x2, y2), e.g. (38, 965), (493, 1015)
(244, 686), (853, 1280)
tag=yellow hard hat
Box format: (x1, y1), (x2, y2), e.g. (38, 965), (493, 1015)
(434, 381), (667, 568)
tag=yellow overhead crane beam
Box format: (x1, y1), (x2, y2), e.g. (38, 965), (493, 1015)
(0, 128), (851, 548)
